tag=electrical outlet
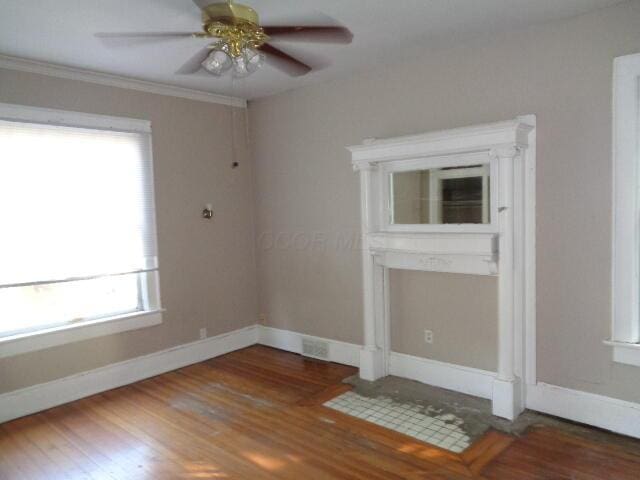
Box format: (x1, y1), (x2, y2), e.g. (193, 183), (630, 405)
(199, 328), (207, 340)
(424, 329), (434, 344)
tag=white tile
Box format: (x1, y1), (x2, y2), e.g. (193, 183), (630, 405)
(324, 391), (474, 454)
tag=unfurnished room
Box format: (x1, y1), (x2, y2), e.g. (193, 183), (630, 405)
(1, 1), (640, 478)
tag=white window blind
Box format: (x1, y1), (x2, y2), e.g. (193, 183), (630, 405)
(0, 107), (160, 339)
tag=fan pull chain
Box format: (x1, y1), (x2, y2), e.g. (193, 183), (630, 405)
(230, 76), (240, 169)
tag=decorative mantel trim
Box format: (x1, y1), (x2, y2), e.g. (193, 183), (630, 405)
(369, 232), (498, 276)
(347, 116), (537, 422)
(348, 119), (533, 170)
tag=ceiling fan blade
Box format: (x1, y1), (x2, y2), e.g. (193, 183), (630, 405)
(262, 26), (353, 44)
(96, 32), (196, 39)
(176, 47), (212, 75)
(96, 32), (200, 48)
(259, 43), (312, 77)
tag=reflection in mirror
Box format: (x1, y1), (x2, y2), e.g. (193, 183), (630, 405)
(390, 165), (490, 225)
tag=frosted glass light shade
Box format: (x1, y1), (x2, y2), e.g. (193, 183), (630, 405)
(245, 48), (265, 72)
(201, 49), (233, 76)
(232, 47), (265, 78)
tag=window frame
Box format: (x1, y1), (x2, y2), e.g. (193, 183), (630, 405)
(0, 103), (163, 359)
(609, 53), (640, 366)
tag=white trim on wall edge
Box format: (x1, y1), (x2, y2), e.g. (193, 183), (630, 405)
(0, 54), (246, 109)
(526, 382), (640, 439)
(0, 324), (258, 424)
(258, 326), (360, 367)
(388, 351), (496, 400)
(0, 310), (164, 360)
(603, 340), (640, 367)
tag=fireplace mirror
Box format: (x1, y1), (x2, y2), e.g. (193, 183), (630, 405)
(390, 164), (490, 225)
(382, 153), (497, 233)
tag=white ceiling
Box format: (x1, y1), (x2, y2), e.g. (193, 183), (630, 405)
(0, 0), (626, 100)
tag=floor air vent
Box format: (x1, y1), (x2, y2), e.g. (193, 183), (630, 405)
(302, 338), (329, 360)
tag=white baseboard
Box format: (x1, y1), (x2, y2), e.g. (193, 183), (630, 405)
(258, 326), (361, 367)
(0, 325), (259, 424)
(257, 328), (496, 402)
(388, 351), (496, 400)
(526, 382), (640, 439)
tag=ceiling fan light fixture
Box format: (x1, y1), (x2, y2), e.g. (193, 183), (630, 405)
(232, 47), (264, 78)
(98, 2), (353, 79)
(201, 45), (233, 75)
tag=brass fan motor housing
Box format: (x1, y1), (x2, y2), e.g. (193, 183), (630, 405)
(202, 2), (259, 25)
(199, 2), (268, 57)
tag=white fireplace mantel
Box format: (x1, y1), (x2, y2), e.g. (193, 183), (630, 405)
(347, 116), (536, 421)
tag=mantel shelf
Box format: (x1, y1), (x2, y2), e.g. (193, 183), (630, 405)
(367, 232), (497, 257)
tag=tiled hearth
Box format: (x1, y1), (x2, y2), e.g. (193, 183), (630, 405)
(324, 390), (472, 452)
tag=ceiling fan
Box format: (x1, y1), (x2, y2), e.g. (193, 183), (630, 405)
(96, 0), (353, 78)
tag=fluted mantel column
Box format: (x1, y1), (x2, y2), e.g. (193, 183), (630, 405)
(490, 145), (523, 420)
(357, 164), (386, 380)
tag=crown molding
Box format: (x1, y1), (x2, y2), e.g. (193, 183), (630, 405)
(0, 54), (246, 109)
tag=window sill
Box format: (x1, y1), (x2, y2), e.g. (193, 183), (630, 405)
(604, 339), (640, 367)
(0, 310), (164, 359)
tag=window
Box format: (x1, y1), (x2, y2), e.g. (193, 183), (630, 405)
(0, 104), (162, 357)
(610, 53), (640, 366)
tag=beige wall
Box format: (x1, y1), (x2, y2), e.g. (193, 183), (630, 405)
(0, 69), (258, 393)
(390, 270), (498, 371)
(249, 1), (640, 403)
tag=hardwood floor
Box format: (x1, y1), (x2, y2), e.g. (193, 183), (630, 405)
(1, 345), (639, 479)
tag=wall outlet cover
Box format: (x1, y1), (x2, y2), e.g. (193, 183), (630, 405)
(424, 330), (434, 344)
